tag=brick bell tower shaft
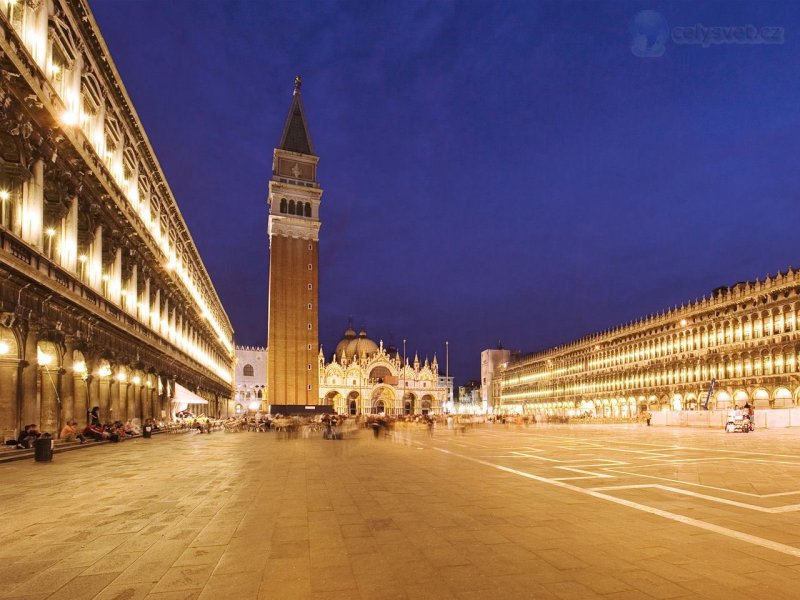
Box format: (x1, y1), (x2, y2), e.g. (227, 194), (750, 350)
(266, 76), (322, 406)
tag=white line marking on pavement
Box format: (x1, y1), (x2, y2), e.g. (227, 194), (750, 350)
(588, 483), (800, 513)
(555, 467), (614, 479)
(432, 446), (800, 559)
(603, 466), (800, 498)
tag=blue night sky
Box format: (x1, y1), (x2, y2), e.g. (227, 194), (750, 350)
(91, 1), (800, 383)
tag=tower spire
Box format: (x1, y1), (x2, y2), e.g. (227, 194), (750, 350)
(279, 75), (315, 155)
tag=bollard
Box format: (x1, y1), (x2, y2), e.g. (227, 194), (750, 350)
(34, 437), (54, 462)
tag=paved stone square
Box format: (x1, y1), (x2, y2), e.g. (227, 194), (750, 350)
(3, 424), (800, 599)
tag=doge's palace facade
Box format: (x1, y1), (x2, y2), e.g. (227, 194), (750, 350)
(500, 271), (800, 417)
(0, 0), (234, 440)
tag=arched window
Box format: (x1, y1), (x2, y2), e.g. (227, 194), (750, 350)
(288, 200), (296, 215)
(243, 364), (254, 377)
(280, 198), (287, 213)
(257, 389), (263, 399)
(304, 202), (311, 217)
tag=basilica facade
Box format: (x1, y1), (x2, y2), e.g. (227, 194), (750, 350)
(499, 270), (800, 417)
(318, 326), (446, 415)
(0, 0), (235, 441)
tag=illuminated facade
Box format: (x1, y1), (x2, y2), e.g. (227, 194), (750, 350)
(235, 345), (266, 413)
(500, 271), (800, 417)
(481, 347), (510, 411)
(0, 0), (234, 440)
(319, 326), (446, 415)
(266, 77), (322, 406)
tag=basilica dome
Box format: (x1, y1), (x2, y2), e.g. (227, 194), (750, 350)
(334, 325), (379, 360)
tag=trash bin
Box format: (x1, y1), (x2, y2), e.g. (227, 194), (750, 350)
(143, 426), (152, 439)
(34, 437), (54, 462)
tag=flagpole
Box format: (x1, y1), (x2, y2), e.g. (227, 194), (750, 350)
(403, 338), (406, 417)
(445, 340), (449, 414)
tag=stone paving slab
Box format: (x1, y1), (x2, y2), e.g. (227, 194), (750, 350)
(3, 425), (800, 598)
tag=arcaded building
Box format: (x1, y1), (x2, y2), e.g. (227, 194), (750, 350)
(0, 0), (234, 439)
(500, 271), (800, 417)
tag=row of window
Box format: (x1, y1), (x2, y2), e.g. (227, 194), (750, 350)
(514, 311), (800, 383)
(279, 199), (312, 217)
(504, 352), (800, 401)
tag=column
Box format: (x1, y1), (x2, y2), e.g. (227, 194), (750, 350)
(119, 377), (130, 421)
(126, 376), (136, 420)
(39, 362), (59, 436)
(98, 375), (110, 423)
(60, 196), (78, 273)
(74, 370), (88, 426)
(109, 247), (122, 304)
(149, 375), (159, 420)
(151, 288), (160, 331)
(109, 375), (120, 422)
(60, 338), (75, 425)
(89, 225), (103, 291)
(126, 264), (138, 316)
(0, 336), (20, 437)
(21, 159), (43, 249)
(140, 277), (150, 324)
(20, 324), (39, 427)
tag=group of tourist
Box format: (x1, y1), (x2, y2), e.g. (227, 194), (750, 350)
(4, 423), (45, 449)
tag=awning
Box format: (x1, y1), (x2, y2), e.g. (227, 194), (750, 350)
(173, 383), (209, 405)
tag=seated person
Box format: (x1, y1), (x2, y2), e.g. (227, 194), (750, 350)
(60, 421), (86, 443)
(17, 424), (41, 449)
(83, 423), (109, 441)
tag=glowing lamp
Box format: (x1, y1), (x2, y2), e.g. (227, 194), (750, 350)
(37, 350), (53, 366)
(0, 341), (9, 355)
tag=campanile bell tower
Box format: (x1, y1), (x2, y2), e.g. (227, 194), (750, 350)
(266, 76), (322, 406)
